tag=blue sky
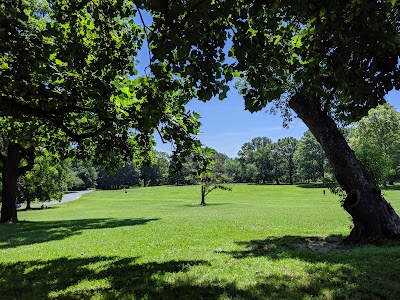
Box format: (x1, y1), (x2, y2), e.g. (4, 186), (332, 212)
(155, 89), (399, 158)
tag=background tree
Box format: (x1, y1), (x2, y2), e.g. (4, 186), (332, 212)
(168, 155), (197, 186)
(294, 131), (327, 182)
(140, 151), (170, 186)
(18, 156), (74, 209)
(253, 146), (274, 184)
(96, 162), (141, 190)
(349, 104), (400, 185)
(238, 137), (272, 183)
(273, 138), (298, 184)
(70, 160), (97, 191)
(222, 158), (242, 183)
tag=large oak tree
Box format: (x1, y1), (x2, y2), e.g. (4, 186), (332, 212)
(141, 0), (400, 243)
(0, 0), (205, 222)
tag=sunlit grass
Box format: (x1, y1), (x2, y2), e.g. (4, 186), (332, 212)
(1, 184), (400, 299)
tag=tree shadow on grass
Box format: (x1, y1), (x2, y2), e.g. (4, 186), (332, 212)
(0, 256), (212, 300)
(2, 236), (400, 299)
(183, 203), (231, 207)
(296, 183), (326, 188)
(219, 235), (400, 299)
(0, 256), (274, 300)
(0, 218), (159, 249)
(0, 254), (358, 300)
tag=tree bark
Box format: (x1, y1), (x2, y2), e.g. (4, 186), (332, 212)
(25, 198), (31, 210)
(1, 143), (35, 223)
(200, 185), (206, 205)
(1, 144), (23, 222)
(289, 96), (400, 244)
(288, 157), (295, 185)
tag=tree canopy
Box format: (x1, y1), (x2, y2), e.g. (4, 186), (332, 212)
(0, 0), (207, 222)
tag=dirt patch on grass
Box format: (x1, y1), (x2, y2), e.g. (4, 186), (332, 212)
(293, 236), (342, 253)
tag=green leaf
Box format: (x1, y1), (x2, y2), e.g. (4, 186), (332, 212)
(291, 35), (302, 48)
(120, 86), (130, 95)
(55, 59), (64, 66)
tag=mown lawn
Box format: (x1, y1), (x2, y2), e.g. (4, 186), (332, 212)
(1, 184), (400, 299)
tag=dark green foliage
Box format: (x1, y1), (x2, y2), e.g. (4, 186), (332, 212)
(18, 156), (73, 206)
(350, 104), (400, 184)
(294, 131), (327, 182)
(70, 160), (97, 190)
(0, 1), (207, 221)
(96, 162), (141, 190)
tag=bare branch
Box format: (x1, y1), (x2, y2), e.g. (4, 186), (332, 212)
(135, 3), (153, 70)
(156, 128), (167, 144)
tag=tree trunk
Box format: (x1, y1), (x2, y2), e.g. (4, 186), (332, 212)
(1, 142), (35, 223)
(25, 198), (31, 210)
(289, 96), (400, 244)
(288, 160), (294, 185)
(1, 144), (23, 223)
(200, 185), (206, 205)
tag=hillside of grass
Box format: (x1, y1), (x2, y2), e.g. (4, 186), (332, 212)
(1, 184), (400, 299)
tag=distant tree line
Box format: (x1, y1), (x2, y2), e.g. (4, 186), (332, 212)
(9, 104), (400, 206)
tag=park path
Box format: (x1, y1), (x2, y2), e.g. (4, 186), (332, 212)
(30, 190), (94, 208)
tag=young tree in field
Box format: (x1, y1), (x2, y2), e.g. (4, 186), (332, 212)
(294, 131), (327, 182)
(0, 1), (204, 222)
(349, 104), (400, 185)
(199, 172), (232, 206)
(198, 149), (232, 205)
(143, 0), (400, 243)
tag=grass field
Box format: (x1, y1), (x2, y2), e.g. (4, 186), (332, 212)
(1, 184), (400, 299)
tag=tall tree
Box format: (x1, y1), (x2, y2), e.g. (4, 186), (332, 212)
(238, 137), (272, 183)
(222, 158), (242, 183)
(253, 146), (274, 184)
(0, 1), (204, 222)
(270, 146), (284, 185)
(349, 104), (400, 185)
(140, 151), (170, 186)
(143, 0), (400, 243)
(274, 138), (298, 184)
(96, 162), (141, 190)
(294, 131), (326, 182)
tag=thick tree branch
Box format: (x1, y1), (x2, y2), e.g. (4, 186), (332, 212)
(0, 95), (103, 121)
